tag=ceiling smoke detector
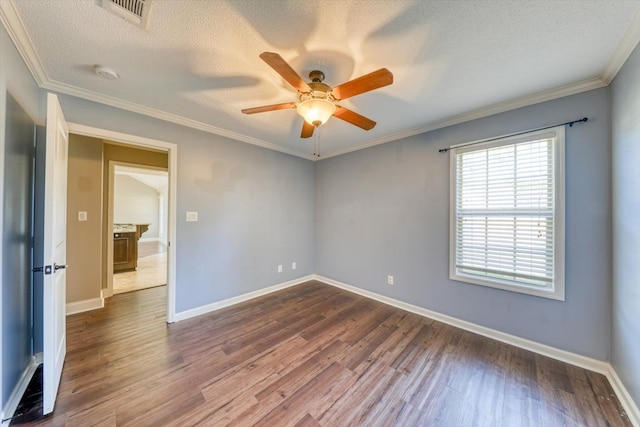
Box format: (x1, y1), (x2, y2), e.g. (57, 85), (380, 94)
(101, 0), (152, 29)
(94, 65), (119, 80)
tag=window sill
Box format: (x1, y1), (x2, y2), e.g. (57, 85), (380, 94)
(450, 272), (565, 301)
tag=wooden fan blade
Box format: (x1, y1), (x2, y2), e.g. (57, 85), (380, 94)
(331, 68), (393, 101)
(241, 102), (297, 114)
(260, 52), (311, 93)
(301, 121), (315, 138)
(333, 106), (376, 130)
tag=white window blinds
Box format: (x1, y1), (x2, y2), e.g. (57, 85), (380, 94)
(450, 127), (565, 299)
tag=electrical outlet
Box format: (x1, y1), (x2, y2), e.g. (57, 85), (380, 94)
(387, 275), (394, 285)
(186, 211), (198, 222)
(277, 264), (283, 273)
(78, 211), (87, 221)
(292, 262), (296, 270)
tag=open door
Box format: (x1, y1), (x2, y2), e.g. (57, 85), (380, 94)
(42, 93), (69, 414)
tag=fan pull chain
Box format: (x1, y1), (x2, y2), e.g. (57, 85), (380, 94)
(313, 128), (321, 158)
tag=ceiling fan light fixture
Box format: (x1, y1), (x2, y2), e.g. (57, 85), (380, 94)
(242, 53), (392, 137)
(296, 98), (336, 127)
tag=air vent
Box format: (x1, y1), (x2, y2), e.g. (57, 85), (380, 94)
(101, 0), (152, 29)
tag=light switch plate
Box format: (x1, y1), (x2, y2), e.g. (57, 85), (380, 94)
(186, 211), (198, 222)
(78, 211), (87, 221)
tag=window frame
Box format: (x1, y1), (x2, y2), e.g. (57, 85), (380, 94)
(449, 126), (565, 300)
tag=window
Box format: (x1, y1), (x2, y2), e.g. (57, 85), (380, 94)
(449, 126), (565, 300)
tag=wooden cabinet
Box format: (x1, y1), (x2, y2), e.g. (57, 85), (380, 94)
(113, 232), (137, 272)
(113, 223), (149, 273)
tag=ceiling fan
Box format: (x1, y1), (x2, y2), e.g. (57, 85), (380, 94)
(242, 52), (393, 138)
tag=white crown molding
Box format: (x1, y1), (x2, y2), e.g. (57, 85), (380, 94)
(319, 77), (607, 159)
(0, 0), (47, 86)
(0, 0), (314, 161)
(40, 79), (316, 161)
(2, 0), (636, 162)
(601, 9), (640, 84)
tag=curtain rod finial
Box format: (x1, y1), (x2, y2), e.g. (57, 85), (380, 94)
(570, 117), (588, 127)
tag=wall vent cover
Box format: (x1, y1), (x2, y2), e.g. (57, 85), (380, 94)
(101, 0), (152, 29)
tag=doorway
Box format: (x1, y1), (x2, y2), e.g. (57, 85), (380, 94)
(68, 123), (177, 322)
(111, 164), (168, 294)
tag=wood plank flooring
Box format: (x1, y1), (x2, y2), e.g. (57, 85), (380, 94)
(16, 281), (631, 426)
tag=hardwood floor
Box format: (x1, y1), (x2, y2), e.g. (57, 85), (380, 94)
(16, 281), (630, 426)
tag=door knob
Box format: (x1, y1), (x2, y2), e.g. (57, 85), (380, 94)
(54, 263), (67, 271)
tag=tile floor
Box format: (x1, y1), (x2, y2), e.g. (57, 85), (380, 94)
(113, 241), (167, 294)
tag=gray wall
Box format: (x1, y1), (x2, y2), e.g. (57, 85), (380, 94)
(611, 42), (640, 406)
(316, 88), (612, 360)
(175, 127), (315, 311)
(50, 92), (316, 313)
(0, 24), (42, 413)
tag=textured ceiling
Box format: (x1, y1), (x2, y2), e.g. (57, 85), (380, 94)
(3, 0), (640, 159)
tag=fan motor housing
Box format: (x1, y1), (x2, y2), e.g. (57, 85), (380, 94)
(309, 70), (325, 82)
(301, 81), (334, 102)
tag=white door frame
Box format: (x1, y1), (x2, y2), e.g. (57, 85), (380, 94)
(67, 123), (177, 322)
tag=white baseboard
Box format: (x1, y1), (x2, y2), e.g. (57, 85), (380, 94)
(139, 237), (160, 243)
(314, 275), (609, 374)
(605, 364), (640, 426)
(102, 287), (113, 298)
(1, 354), (40, 427)
(313, 275), (639, 425)
(66, 293), (104, 316)
(174, 275), (315, 322)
